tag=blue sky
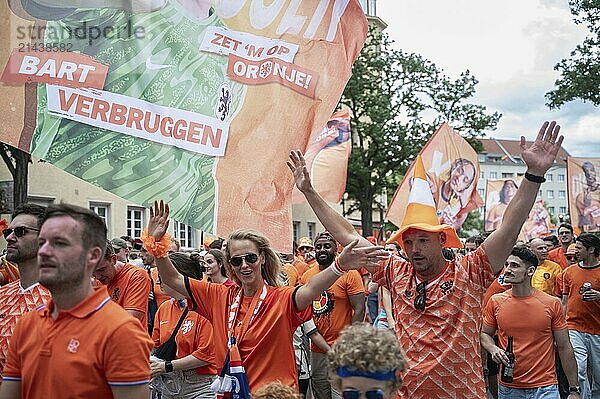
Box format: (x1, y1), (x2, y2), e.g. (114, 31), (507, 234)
(378, 0), (599, 157)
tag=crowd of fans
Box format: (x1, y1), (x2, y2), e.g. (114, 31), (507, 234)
(0, 123), (597, 399)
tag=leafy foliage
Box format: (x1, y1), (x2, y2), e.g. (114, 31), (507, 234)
(342, 28), (500, 235)
(546, 0), (600, 107)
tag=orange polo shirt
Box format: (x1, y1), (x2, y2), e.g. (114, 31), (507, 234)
(185, 278), (311, 392)
(106, 263), (152, 328)
(152, 299), (216, 375)
(2, 287), (153, 398)
(300, 265), (364, 352)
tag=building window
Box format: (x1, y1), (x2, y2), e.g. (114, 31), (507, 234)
(367, 0), (377, 15)
(478, 154), (486, 163)
(548, 206), (555, 214)
(127, 207), (145, 239)
(90, 202), (110, 232)
(173, 221), (194, 249)
(547, 190), (554, 199)
(559, 206), (567, 215)
(480, 171), (485, 179)
(293, 221), (301, 244)
(479, 206), (485, 214)
(545, 173), (553, 182)
(489, 171), (498, 179)
(307, 222), (316, 240)
(27, 196), (54, 207)
(558, 174), (565, 182)
(537, 189), (542, 197)
(558, 190), (566, 199)
(477, 188), (485, 197)
(502, 173), (514, 178)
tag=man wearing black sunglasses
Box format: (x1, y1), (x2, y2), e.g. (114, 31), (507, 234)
(548, 224), (575, 270)
(291, 121), (566, 399)
(0, 203), (51, 372)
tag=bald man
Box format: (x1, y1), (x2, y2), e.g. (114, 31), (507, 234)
(530, 238), (563, 296)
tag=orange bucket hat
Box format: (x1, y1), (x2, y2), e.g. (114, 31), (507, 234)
(387, 155), (463, 249)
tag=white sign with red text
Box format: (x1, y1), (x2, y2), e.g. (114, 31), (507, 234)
(200, 26), (299, 63)
(46, 85), (229, 156)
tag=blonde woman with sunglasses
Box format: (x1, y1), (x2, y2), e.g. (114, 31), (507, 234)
(145, 201), (388, 396)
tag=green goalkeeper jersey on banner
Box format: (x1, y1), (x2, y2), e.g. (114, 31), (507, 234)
(31, 0), (245, 230)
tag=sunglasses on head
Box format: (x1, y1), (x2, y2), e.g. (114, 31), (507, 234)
(3, 226), (40, 239)
(342, 389), (385, 399)
(229, 253), (259, 267)
(414, 280), (427, 311)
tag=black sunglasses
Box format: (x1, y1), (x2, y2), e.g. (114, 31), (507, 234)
(342, 389), (385, 399)
(414, 280), (428, 311)
(229, 253), (259, 267)
(3, 226), (40, 239)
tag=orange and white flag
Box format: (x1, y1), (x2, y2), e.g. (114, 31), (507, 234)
(386, 123), (482, 231)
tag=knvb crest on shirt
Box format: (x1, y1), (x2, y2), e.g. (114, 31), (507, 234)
(111, 287), (120, 302)
(181, 319), (194, 334)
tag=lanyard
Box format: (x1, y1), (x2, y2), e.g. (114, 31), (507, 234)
(226, 282), (267, 347)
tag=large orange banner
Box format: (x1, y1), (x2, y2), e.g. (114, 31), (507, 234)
(293, 109), (351, 204)
(0, 1), (368, 251)
(484, 178), (552, 241)
(386, 123), (483, 230)
(567, 157), (600, 234)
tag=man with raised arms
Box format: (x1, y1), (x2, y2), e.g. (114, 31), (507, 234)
(289, 121), (565, 399)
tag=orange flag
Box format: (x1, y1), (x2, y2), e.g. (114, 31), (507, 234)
(567, 157), (600, 234)
(386, 123), (483, 231)
(293, 109), (352, 204)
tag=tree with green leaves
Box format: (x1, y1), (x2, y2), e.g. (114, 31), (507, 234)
(546, 0), (600, 108)
(0, 144), (31, 212)
(341, 28), (500, 236)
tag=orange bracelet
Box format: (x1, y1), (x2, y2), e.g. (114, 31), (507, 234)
(141, 229), (172, 259)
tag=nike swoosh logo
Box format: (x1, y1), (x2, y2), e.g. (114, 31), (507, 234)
(145, 57), (171, 70)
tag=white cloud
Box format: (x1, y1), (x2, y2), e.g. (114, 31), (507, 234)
(377, 0), (599, 157)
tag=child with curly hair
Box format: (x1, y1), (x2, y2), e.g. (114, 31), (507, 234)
(328, 323), (408, 399)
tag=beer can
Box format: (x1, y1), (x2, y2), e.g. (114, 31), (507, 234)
(583, 282), (592, 292)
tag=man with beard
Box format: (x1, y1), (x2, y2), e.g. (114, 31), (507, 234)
(0, 203), (153, 399)
(299, 232), (365, 399)
(290, 120), (566, 398)
(93, 241), (152, 329)
(481, 246), (580, 399)
(549, 224), (575, 270)
(575, 162), (600, 233)
(0, 204), (51, 371)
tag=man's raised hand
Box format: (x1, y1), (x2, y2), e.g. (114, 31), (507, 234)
(148, 200), (170, 241)
(521, 121), (564, 176)
(287, 150), (313, 193)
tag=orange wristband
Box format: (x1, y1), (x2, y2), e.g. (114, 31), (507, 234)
(141, 229), (172, 259)
(334, 257), (348, 273)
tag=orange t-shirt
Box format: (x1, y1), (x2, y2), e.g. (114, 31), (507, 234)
(152, 299), (216, 375)
(548, 247), (568, 270)
(106, 263), (152, 328)
(293, 258), (310, 278)
(483, 289), (567, 388)
(0, 281), (51, 371)
(184, 278), (311, 392)
(483, 272), (511, 308)
(151, 267), (171, 307)
(2, 287), (154, 398)
(300, 265), (364, 352)
(282, 263), (299, 287)
(562, 264), (600, 335)
(373, 245), (495, 399)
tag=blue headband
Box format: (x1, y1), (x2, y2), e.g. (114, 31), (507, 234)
(336, 367), (396, 381)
